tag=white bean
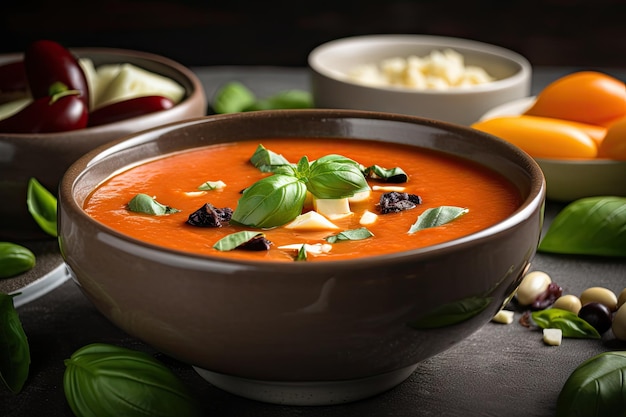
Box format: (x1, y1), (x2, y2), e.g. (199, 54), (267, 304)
(580, 287), (618, 311)
(552, 294), (582, 314)
(516, 271), (551, 306)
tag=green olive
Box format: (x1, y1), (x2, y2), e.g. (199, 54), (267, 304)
(0, 242), (36, 279)
(552, 294), (582, 314)
(579, 286), (618, 311)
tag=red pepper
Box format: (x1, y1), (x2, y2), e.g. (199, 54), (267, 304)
(88, 95), (175, 127)
(24, 40), (89, 105)
(0, 90), (88, 133)
(0, 61), (27, 93)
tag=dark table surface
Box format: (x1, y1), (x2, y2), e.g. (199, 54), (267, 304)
(2, 66), (626, 417)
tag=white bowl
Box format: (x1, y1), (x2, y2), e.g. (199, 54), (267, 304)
(308, 34), (532, 126)
(479, 97), (626, 202)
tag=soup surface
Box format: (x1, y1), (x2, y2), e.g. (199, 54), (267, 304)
(84, 138), (522, 262)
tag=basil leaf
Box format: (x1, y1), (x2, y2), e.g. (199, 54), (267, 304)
(64, 343), (202, 417)
(231, 175), (307, 228)
(325, 227), (374, 243)
(213, 231), (266, 251)
(295, 245), (307, 261)
(250, 144), (293, 174)
(127, 193), (180, 216)
(408, 206), (468, 234)
(213, 81), (256, 114)
(538, 196), (626, 257)
(26, 177), (57, 237)
(245, 89), (313, 111)
(531, 308), (600, 339)
(408, 296), (492, 329)
(307, 155), (371, 199)
(197, 180), (226, 191)
(0, 242), (36, 279)
(557, 351), (626, 417)
(363, 165), (408, 183)
(0, 293), (30, 394)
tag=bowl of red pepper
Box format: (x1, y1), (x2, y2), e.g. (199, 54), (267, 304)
(0, 40), (207, 240)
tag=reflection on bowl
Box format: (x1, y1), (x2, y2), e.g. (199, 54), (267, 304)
(308, 34), (532, 125)
(478, 96), (626, 202)
(59, 110), (545, 406)
(0, 47), (207, 240)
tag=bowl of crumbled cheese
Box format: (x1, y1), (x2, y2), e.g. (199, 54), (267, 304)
(308, 34), (532, 125)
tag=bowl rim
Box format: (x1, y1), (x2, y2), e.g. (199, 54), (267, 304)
(308, 34), (532, 96)
(0, 46), (205, 139)
(60, 109), (546, 271)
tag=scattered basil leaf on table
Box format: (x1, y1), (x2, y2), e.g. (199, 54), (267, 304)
(556, 351), (626, 417)
(213, 231), (267, 252)
(531, 308), (600, 339)
(26, 177), (58, 237)
(538, 196), (626, 257)
(408, 206), (468, 234)
(212, 81), (313, 114)
(0, 292), (30, 394)
(0, 242), (36, 279)
(64, 343), (202, 417)
(326, 227), (374, 243)
(127, 193), (180, 215)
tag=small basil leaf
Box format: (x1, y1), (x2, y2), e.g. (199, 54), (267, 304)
(213, 231), (266, 251)
(538, 196), (626, 257)
(295, 245), (307, 262)
(63, 343), (202, 417)
(26, 177), (58, 237)
(0, 293), (30, 394)
(231, 175), (307, 228)
(127, 194), (180, 216)
(245, 89), (313, 111)
(250, 144), (293, 174)
(557, 351), (626, 417)
(213, 81), (256, 114)
(531, 308), (600, 339)
(197, 180), (226, 191)
(0, 242), (36, 279)
(363, 165), (408, 183)
(325, 227), (374, 243)
(408, 206), (468, 234)
(408, 296), (492, 329)
(307, 155), (371, 199)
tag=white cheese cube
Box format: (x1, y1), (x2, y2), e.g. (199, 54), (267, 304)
(284, 211), (340, 231)
(313, 198), (351, 219)
(491, 309), (514, 324)
(359, 210), (378, 226)
(543, 328), (562, 346)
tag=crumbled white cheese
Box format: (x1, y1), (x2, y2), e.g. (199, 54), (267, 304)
(359, 210), (378, 226)
(347, 49), (494, 90)
(278, 243), (333, 255)
(543, 328), (562, 346)
(372, 185), (406, 192)
(284, 211), (340, 231)
(491, 309), (515, 324)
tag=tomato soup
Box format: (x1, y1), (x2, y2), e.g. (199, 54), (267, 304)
(84, 138), (522, 262)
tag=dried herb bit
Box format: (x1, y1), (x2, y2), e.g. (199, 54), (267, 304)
(187, 203), (233, 228)
(376, 191), (422, 214)
(362, 165), (408, 183)
(213, 231), (270, 252)
(325, 227), (374, 243)
(127, 194), (180, 216)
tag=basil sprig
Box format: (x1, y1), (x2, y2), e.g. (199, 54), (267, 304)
(232, 151), (370, 228)
(408, 206), (468, 234)
(557, 351), (626, 417)
(531, 308), (600, 339)
(127, 194), (180, 216)
(538, 196), (626, 257)
(26, 177), (57, 237)
(0, 293), (30, 394)
(64, 343), (202, 417)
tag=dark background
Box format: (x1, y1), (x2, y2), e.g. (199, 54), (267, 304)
(1, 0), (625, 68)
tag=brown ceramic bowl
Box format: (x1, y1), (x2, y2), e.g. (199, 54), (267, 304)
(58, 110), (545, 406)
(0, 47), (206, 240)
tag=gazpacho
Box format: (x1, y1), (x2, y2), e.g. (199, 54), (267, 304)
(83, 137), (522, 262)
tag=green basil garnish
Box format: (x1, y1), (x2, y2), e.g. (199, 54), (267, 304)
(64, 343), (202, 417)
(26, 177), (58, 237)
(325, 227), (374, 243)
(362, 165), (408, 183)
(538, 196), (626, 257)
(0, 242), (36, 279)
(250, 144), (293, 174)
(557, 351), (626, 417)
(212, 81), (256, 114)
(408, 206), (468, 234)
(127, 194), (180, 216)
(306, 155), (370, 199)
(213, 231), (267, 251)
(295, 245), (307, 261)
(531, 308), (600, 339)
(408, 296), (492, 329)
(0, 293), (30, 394)
(197, 180), (226, 191)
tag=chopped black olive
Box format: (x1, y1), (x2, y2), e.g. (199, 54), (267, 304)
(238, 235), (272, 251)
(376, 191), (422, 214)
(187, 203), (233, 227)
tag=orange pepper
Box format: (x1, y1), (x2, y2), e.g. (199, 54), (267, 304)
(598, 116), (626, 160)
(524, 71), (626, 127)
(471, 115), (597, 159)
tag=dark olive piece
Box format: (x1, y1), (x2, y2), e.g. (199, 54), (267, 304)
(578, 302), (613, 334)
